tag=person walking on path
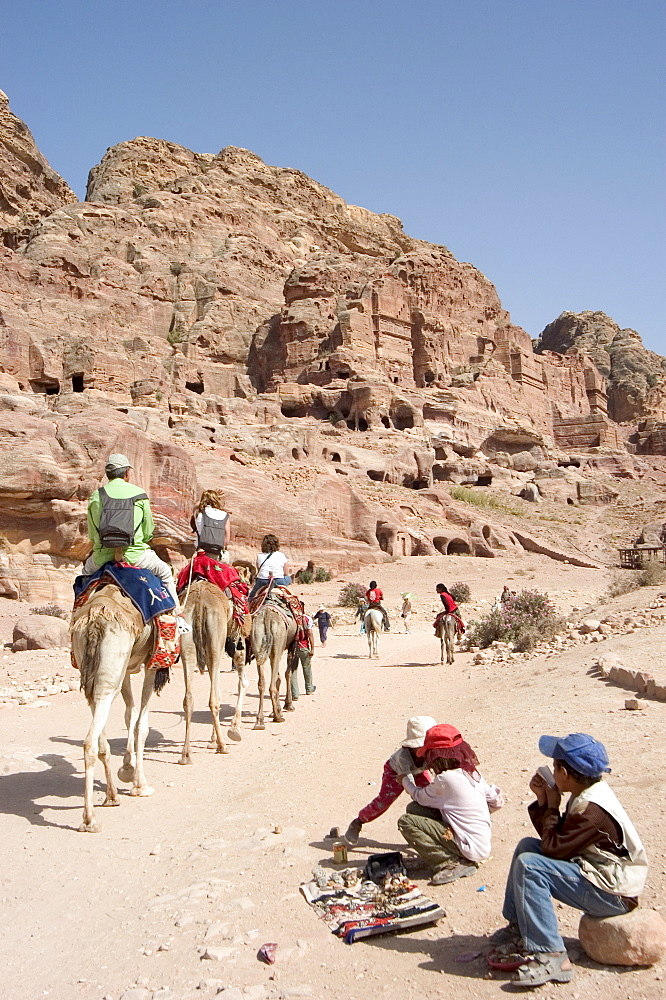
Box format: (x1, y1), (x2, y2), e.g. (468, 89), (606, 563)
(400, 593), (413, 632)
(344, 716), (437, 846)
(489, 733), (648, 988)
(290, 609), (316, 700)
(313, 605), (332, 645)
(82, 453), (188, 630)
(398, 723), (504, 885)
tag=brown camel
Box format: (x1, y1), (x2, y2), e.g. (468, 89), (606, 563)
(247, 602), (297, 729)
(178, 580), (245, 764)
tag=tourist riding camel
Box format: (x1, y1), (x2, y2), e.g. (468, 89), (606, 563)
(191, 489), (231, 561)
(82, 453), (189, 632)
(249, 533), (292, 600)
(365, 580), (390, 631)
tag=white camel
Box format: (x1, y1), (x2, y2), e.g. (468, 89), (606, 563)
(364, 607), (384, 659)
(434, 613), (457, 664)
(70, 584), (164, 833)
(178, 580), (245, 763)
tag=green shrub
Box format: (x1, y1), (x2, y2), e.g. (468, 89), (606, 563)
(466, 589), (563, 652)
(338, 581), (366, 607)
(31, 604), (69, 620)
(167, 328), (183, 346)
(638, 562), (666, 586)
(449, 581), (471, 603)
(295, 568), (314, 584)
(449, 485), (524, 517)
(606, 572), (641, 598)
(314, 567), (332, 582)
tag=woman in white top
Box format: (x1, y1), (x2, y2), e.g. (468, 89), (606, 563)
(191, 490), (231, 562)
(249, 533), (292, 599)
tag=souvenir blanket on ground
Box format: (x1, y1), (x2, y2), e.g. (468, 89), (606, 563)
(70, 584), (180, 673)
(73, 563), (175, 622)
(249, 585), (308, 644)
(176, 554), (249, 633)
(301, 866), (445, 944)
(433, 610), (466, 635)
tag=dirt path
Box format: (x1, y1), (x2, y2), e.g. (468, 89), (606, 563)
(0, 554), (664, 1000)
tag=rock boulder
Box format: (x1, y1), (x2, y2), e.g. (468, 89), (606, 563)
(579, 909), (666, 966)
(12, 614), (69, 650)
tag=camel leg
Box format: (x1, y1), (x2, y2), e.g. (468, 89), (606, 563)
(118, 671), (137, 783)
(130, 669), (155, 797)
(100, 728), (120, 806)
(179, 639), (194, 765)
(80, 691), (116, 833)
(207, 660), (228, 754)
(254, 658), (266, 730)
(228, 652), (249, 741)
(270, 646), (284, 723)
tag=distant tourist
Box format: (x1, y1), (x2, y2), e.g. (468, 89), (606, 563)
(290, 606), (316, 699)
(313, 605), (332, 645)
(400, 593), (413, 632)
(366, 580), (390, 631)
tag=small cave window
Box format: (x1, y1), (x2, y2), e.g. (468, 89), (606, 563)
(477, 475), (493, 486)
(185, 380), (204, 394)
(567, 497), (574, 505)
(433, 537), (448, 554)
(71, 373), (85, 392)
(393, 411), (414, 431)
(367, 470), (384, 482)
(410, 479), (429, 490)
(434, 447), (447, 461)
(347, 418), (368, 432)
(392, 376), (399, 385)
(423, 371), (435, 384)
(482, 525), (491, 540)
(331, 452), (341, 462)
(381, 416), (391, 428)
(168, 416), (175, 428)
(292, 447), (300, 459)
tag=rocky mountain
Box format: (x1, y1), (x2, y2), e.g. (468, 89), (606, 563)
(0, 92), (662, 600)
(535, 311), (666, 426)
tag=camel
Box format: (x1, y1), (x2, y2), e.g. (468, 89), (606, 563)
(248, 602), (297, 729)
(435, 613), (456, 664)
(364, 608), (384, 659)
(70, 584), (166, 833)
(178, 580), (245, 763)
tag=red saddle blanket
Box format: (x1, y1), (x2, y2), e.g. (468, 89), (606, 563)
(177, 553), (249, 632)
(433, 611), (466, 635)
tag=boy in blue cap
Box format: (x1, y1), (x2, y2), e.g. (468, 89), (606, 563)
(491, 732), (647, 987)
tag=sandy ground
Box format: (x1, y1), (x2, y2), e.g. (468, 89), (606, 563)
(0, 552), (665, 1000)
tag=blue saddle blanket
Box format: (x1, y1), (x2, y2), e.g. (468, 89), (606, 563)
(73, 562), (176, 623)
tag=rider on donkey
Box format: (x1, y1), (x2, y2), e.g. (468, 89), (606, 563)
(82, 453), (189, 632)
(366, 580), (390, 631)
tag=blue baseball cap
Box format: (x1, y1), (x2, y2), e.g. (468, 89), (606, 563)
(538, 733), (610, 778)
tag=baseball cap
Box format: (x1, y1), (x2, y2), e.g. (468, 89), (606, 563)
(538, 732), (610, 778)
(105, 453), (132, 475)
(415, 723), (463, 757)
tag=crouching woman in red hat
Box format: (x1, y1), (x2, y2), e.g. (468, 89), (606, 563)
(398, 724), (504, 886)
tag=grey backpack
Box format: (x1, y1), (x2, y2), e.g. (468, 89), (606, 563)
(98, 487), (147, 549)
(197, 509), (228, 552)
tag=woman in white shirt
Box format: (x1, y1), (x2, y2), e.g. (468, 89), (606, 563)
(249, 533), (292, 599)
(191, 490), (231, 561)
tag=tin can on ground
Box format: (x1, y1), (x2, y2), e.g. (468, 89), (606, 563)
(333, 842), (348, 864)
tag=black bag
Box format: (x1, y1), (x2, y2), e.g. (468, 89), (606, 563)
(98, 486), (147, 549)
(363, 851), (406, 884)
(197, 509), (228, 553)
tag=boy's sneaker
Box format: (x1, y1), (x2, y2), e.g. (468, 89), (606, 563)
(344, 818), (363, 846)
(429, 862), (477, 885)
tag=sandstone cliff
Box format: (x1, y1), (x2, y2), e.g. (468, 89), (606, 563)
(0, 92), (658, 599)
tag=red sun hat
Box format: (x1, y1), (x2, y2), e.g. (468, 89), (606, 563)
(415, 723), (463, 758)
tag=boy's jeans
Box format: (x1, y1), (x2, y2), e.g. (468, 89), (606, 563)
(502, 837), (629, 953)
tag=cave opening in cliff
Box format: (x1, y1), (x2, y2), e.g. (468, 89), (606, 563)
(367, 470), (384, 482)
(347, 418), (368, 432)
(331, 453), (341, 462)
(71, 373), (84, 392)
(432, 466), (449, 481)
(281, 402), (309, 417)
(381, 416), (390, 428)
(477, 475), (493, 486)
(392, 409), (414, 430)
(185, 380), (205, 394)
(30, 378), (60, 395)
(447, 538), (472, 555)
(482, 525), (491, 540)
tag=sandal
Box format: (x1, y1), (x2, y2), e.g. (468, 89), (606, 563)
(512, 952), (574, 987)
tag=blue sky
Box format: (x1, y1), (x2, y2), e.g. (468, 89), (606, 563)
(2, 1), (664, 351)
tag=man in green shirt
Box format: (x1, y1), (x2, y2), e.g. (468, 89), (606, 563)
(82, 453), (187, 628)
